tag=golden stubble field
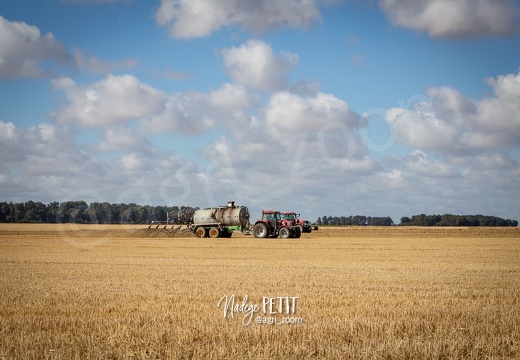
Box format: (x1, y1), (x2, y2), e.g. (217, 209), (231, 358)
(0, 224), (519, 359)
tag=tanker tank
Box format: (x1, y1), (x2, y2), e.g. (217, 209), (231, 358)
(191, 201), (251, 238)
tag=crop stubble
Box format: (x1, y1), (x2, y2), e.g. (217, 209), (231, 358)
(0, 224), (519, 359)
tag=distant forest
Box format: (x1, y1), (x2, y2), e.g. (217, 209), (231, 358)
(0, 201), (186, 225)
(317, 214), (518, 227)
(0, 201), (517, 227)
(399, 214), (518, 227)
(316, 216), (394, 226)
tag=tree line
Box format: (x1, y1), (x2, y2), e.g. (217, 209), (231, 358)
(1, 201), (518, 227)
(0, 201), (190, 224)
(316, 216), (394, 226)
(400, 214), (518, 227)
(316, 213), (518, 227)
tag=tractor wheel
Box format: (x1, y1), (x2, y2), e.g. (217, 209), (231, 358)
(253, 223), (268, 238)
(293, 227), (302, 238)
(279, 227), (290, 239)
(195, 227), (207, 238)
(208, 227), (221, 238)
(296, 225), (303, 234)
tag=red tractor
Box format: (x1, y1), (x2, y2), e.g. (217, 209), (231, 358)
(253, 210), (301, 239)
(282, 212), (313, 233)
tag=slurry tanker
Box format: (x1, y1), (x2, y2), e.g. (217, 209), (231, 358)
(189, 201), (251, 238)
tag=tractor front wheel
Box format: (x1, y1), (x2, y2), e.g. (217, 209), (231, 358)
(253, 223), (268, 238)
(279, 227), (290, 239)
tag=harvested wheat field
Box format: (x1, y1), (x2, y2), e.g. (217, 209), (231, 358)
(0, 224), (519, 359)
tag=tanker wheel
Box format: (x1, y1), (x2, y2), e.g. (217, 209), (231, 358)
(208, 227), (221, 238)
(195, 227), (207, 238)
(279, 227), (290, 239)
(253, 223), (268, 238)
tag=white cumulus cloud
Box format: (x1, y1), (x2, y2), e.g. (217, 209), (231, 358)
(0, 16), (71, 78)
(97, 126), (150, 152)
(264, 91), (358, 134)
(143, 91), (216, 135)
(380, 0), (520, 38)
(51, 74), (167, 127)
(209, 83), (260, 109)
(385, 69), (520, 153)
(155, 0), (321, 38)
(220, 40), (299, 91)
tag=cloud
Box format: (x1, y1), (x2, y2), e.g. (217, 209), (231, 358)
(0, 119), (205, 206)
(263, 91), (358, 136)
(0, 16), (143, 78)
(49, 40), (300, 135)
(202, 90), (378, 201)
(0, 121), (24, 162)
(155, 0), (322, 38)
(143, 84), (258, 136)
(380, 0), (520, 38)
(51, 74), (167, 127)
(403, 150), (459, 177)
(0, 121), (102, 177)
(0, 121), (63, 164)
(220, 40), (299, 91)
(119, 153), (145, 171)
(209, 83), (260, 109)
(449, 151), (518, 171)
(0, 16), (71, 78)
(97, 126), (150, 152)
(143, 91), (216, 135)
(385, 69), (520, 153)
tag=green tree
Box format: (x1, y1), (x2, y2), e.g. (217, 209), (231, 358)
(24, 201), (47, 223)
(0, 202), (11, 222)
(47, 202), (59, 223)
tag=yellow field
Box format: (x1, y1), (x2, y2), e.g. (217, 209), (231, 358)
(0, 224), (519, 359)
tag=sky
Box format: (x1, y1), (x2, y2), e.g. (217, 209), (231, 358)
(1, 0), (519, 224)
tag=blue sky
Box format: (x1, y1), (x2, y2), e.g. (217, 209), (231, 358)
(1, 0), (519, 223)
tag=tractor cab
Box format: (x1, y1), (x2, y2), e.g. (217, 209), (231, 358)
(262, 210), (281, 229)
(282, 212), (299, 221)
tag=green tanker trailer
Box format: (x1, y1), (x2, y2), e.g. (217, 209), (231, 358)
(190, 201), (251, 238)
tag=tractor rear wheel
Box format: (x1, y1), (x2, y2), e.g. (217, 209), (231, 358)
(208, 227), (221, 238)
(253, 223), (268, 238)
(279, 227), (290, 239)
